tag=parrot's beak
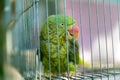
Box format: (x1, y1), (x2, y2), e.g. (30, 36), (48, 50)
(68, 24), (79, 40)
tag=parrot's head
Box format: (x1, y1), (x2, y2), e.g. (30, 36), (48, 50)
(48, 14), (79, 40)
(68, 24), (79, 40)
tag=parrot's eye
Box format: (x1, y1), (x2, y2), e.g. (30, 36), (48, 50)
(60, 23), (64, 27)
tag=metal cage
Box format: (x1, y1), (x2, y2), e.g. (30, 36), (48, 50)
(4, 0), (120, 80)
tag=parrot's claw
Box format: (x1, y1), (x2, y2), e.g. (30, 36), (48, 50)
(69, 71), (81, 77)
(62, 71), (81, 77)
(43, 73), (52, 78)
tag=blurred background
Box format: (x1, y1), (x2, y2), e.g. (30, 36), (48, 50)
(0, 0), (5, 80)
(0, 0), (120, 80)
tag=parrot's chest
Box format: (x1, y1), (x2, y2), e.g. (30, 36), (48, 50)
(40, 35), (70, 55)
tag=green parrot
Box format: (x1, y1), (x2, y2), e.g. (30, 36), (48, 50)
(39, 14), (89, 76)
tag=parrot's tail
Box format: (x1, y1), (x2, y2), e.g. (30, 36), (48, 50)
(79, 58), (91, 69)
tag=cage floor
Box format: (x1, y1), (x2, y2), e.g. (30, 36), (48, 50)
(39, 73), (120, 80)
(38, 69), (120, 80)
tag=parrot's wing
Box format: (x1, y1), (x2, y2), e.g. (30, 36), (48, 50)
(69, 39), (91, 68)
(69, 39), (80, 64)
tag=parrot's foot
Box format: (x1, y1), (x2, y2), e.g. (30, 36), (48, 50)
(62, 71), (81, 77)
(79, 60), (91, 69)
(69, 71), (81, 77)
(43, 73), (53, 78)
(69, 71), (74, 77)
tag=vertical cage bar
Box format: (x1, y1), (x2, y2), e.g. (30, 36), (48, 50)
(26, 0), (29, 49)
(87, 0), (94, 78)
(63, 0), (69, 77)
(27, 1), (30, 77)
(79, 0), (85, 76)
(24, 0), (27, 50)
(109, 0), (116, 80)
(45, 0), (51, 79)
(117, 0), (120, 40)
(55, 0), (60, 76)
(22, 0), (25, 50)
(35, 0), (41, 79)
(31, 0), (36, 78)
(29, 0), (31, 49)
(116, 0), (120, 72)
(28, 0), (32, 77)
(32, 0), (36, 78)
(21, 0), (24, 74)
(34, 0), (38, 79)
(95, 0), (102, 79)
(71, 0), (77, 77)
(24, 0), (29, 77)
(103, 0), (109, 79)
(17, 0), (21, 73)
(20, 0), (24, 73)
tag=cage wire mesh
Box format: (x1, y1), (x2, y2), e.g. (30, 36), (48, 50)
(4, 0), (120, 80)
